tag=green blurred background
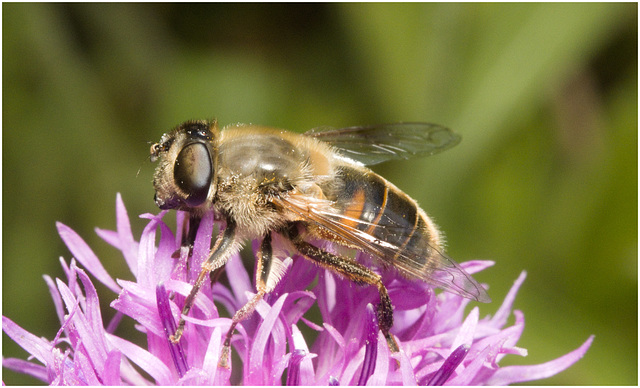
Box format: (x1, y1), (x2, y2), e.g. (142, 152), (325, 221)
(2, 3), (636, 385)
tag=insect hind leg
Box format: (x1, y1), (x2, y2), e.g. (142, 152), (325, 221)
(284, 225), (399, 353)
(377, 283), (399, 352)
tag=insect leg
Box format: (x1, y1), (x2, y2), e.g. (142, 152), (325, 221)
(284, 225), (400, 353)
(184, 214), (202, 249)
(171, 214), (202, 259)
(170, 219), (237, 343)
(219, 232), (273, 368)
(184, 215), (226, 282)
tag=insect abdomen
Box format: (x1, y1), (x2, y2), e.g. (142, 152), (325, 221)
(333, 166), (440, 266)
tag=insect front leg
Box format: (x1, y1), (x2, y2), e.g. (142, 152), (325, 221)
(183, 214), (202, 254)
(284, 225), (400, 353)
(180, 214), (226, 282)
(171, 214), (202, 259)
(219, 232), (274, 369)
(170, 219), (237, 343)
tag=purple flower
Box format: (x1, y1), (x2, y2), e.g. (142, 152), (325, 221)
(3, 194), (593, 385)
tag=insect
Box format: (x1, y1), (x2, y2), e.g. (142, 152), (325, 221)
(150, 119), (490, 367)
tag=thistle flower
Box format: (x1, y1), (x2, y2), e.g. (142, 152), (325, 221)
(3, 194), (593, 385)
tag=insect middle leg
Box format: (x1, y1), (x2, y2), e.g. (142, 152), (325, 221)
(284, 225), (400, 353)
(219, 232), (274, 368)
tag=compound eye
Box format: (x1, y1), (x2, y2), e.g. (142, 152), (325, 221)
(174, 143), (212, 206)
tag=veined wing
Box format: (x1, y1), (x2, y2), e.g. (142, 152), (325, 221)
(304, 123), (461, 166)
(273, 192), (490, 303)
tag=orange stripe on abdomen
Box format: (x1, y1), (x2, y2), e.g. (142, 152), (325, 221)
(339, 187), (366, 230)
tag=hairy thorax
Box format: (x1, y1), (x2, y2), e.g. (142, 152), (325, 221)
(213, 126), (335, 238)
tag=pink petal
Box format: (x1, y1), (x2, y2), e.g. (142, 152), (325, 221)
(431, 294), (471, 335)
(397, 350), (418, 386)
(153, 220), (178, 282)
(366, 332), (390, 386)
(74, 350), (101, 385)
(272, 353), (293, 386)
(281, 290), (316, 327)
(43, 274), (65, 325)
(110, 286), (164, 337)
(340, 345), (365, 385)
(471, 310), (525, 363)
(2, 358), (48, 383)
(106, 333), (174, 385)
(226, 253), (253, 307)
(212, 282), (240, 317)
(178, 368), (209, 385)
(451, 306), (479, 350)
(286, 349), (306, 385)
(74, 265), (109, 353)
(94, 228), (120, 250)
(155, 284), (188, 378)
(427, 344), (470, 385)
(486, 335), (594, 385)
(96, 194), (140, 277)
(323, 322), (346, 350)
(103, 350), (122, 386)
(56, 278), (107, 372)
(459, 260), (495, 275)
(56, 222), (120, 293)
(446, 343), (493, 385)
(136, 215), (160, 288)
(115, 193), (139, 274)
(117, 356), (153, 385)
(289, 325), (317, 385)
(214, 364), (232, 386)
(201, 327), (223, 384)
(1, 317), (55, 367)
(300, 316), (323, 331)
(163, 278), (218, 321)
(491, 271), (527, 329)
(189, 211), (215, 279)
(358, 304), (379, 385)
(314, 323), (348, 383)
(246, 293), (288, 385)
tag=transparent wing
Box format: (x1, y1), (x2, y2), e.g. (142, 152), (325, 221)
(273, 193), (490, 303)
(304, 123), (461, 165)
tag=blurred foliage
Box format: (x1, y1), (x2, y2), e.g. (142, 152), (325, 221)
(2, 3), (636, 385)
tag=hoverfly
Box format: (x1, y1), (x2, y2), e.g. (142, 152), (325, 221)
(150, 120), (490, 367)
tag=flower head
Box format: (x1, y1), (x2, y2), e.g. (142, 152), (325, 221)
(3, 194), (593, 385)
